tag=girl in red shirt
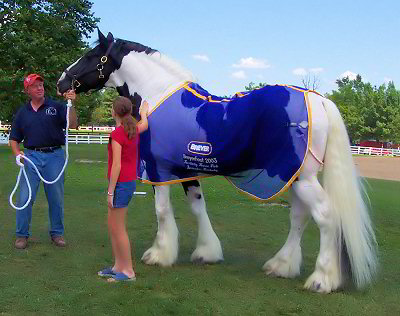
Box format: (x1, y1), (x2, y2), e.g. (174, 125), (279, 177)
(99, 96), (149, 282)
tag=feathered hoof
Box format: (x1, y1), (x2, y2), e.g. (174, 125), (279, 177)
(304, 270), (340, 293)
(141, 246), (176, 267)
(263, 256), (301, 278)
(191, 245), (224, 264)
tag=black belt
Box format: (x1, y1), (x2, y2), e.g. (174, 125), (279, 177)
(25, 146), (61, 153)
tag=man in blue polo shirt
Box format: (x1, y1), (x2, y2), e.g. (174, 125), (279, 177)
(9, 74), (78, 249)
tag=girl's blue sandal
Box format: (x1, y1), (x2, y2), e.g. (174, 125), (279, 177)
(98, 267), (115, 277)
(110, 272), (136, 282)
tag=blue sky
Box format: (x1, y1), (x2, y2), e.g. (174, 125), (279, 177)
(88, 0), (400, 96)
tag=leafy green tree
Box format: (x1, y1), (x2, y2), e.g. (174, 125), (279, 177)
(328, 76), (400, 143)
(91, 89), (118, 126)
(385, 81), (400, 143)
(245, 82), (267, 91)
(0, 0), (99, 122)
(329, 79), (364, 143)
(391, 112), (400, 144)
(74, 92), (101, 125)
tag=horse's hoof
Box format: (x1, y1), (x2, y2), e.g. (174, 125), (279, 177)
(304, 270), (339, 293)
(141, 247), (176, 267)
(141, 252), (157, 265)
(190, 244), (224, 264)
(192, 257), (205, 264)
(263, 258), (300, 279)
(304, 280), (328, 293)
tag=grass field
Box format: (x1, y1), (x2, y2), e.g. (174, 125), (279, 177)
(0, 144), (399, 315)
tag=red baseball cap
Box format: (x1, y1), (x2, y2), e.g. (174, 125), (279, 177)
(24, 74), (44, 89)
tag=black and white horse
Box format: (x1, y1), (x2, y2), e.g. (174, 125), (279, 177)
(57, 30), (377, 293)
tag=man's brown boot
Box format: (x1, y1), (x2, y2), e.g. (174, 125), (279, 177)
(51, 236), (66, 247)
(15, 237), (27, 249)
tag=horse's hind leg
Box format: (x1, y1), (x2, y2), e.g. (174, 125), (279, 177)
(263, 187), (310, 278)
(182, 181), (223, 263)
(141, 185), (179, 267)
(292, 173), (341, 293)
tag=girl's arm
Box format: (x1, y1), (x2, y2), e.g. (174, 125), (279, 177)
(107, 140), (122, 208)
(137, 101), (149, 134)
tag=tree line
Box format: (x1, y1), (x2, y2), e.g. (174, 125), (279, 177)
(1, 1), (399, 144)
(0, 0), (99, 123)
(329, 76), (400, 144)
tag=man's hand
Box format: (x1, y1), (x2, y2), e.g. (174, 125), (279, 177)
(63, 90), (76, 101)
(16, 152), (24, 167)
(64, 90), (78, 128)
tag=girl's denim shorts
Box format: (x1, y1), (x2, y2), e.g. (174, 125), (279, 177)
(112, 181), (136, 208)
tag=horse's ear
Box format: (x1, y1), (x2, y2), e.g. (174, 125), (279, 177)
(98, 29), (109, 48)
(98, 28), (106, 43)
(106, 32), (114, 43)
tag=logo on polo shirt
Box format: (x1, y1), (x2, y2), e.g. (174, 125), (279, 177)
(46, 107), (57, 116)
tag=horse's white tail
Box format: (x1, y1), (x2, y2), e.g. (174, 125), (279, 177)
(322, 98), (378, 288)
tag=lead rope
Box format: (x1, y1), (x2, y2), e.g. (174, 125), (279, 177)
(9, 100), (73, 210)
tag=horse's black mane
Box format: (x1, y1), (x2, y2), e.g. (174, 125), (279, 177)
(116, 39), (158, 55)
(93, 38), (158, 55)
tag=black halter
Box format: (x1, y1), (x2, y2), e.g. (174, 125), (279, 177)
(65, 41), (115, 91)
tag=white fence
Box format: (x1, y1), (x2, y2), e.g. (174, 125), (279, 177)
(350, 146), (400, 157)
(0, 133), (110, 145)
(0, 132), (9, 144)
(67, 134), (110, 144)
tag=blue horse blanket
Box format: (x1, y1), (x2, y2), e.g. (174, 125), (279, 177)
(138, 82), (311, 200)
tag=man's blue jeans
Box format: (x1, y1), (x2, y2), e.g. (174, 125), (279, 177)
(16, 148), (65, 238)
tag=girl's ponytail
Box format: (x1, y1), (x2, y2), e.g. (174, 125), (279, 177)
(122, 114), (136, 139)
(112, 96), (137, 139)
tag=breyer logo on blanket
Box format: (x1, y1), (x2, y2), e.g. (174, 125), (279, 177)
(188, 141), (212, 155)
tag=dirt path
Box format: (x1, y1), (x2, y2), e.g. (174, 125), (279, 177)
(354, 156), (400, 181)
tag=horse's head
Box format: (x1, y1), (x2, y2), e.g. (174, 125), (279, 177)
(57, 29), (118, 95)
(58, 29), (164, 117)
(58, 29), (194, 119)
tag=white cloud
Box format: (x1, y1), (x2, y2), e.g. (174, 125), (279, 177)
(384, 77), (393, 84)
(232, 57), (270, 69)
(232, 71), (247, 79)
(292, 67), (324, 76)
(339, 70), (358, 81)
(310, 67), (324, 74)
(192, 54), (210, 62)
(293, 67), (324, 76)
(293, 68), (307, 76)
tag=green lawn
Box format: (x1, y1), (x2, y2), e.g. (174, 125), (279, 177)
(0, 144), (399, 315)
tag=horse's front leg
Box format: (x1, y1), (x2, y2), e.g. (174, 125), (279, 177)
(182, 181), (223, 264)
(141, 185), (179, 267)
